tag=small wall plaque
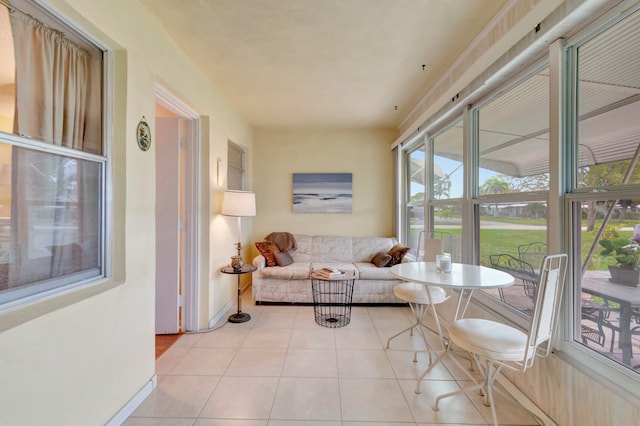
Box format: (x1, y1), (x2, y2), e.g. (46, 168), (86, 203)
(136, 116), (151, 151)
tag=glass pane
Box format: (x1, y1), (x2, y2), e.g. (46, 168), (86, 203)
(478, 67), (550, 194)
(228, 142), (244, 190)
(433, 203), (462, 262)
(433, 120), (463, 200)
(479, 201), (548, 313)
(575, 199), (640, 372)
(407, 146), (425, 256)
(576, 10), (640, 188)
(0, 144), (102, 300)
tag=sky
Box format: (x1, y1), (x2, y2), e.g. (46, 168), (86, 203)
(293, 173), (353, 194)
(411, 154), (500, 197)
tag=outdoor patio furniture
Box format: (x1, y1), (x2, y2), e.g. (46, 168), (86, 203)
(582, 273), (640, 365)
(581, 299), (616, 349)
(517, 241), (547, 273)
(489, 253), (537, 301)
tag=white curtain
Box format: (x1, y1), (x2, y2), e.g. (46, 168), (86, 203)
(10, 9), (101, 152)
(8, 9), (101, 285)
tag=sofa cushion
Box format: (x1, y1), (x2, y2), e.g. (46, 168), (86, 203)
(311, 235), (353, 262)
(291, 234), (312, 263)
(355, 262), (398, 280)
(352, 236), (397, 262)
(261, 262), (311, 280)
(388, 244), (410, 265)
(255, 241), (279, 267)
(275, 251), (294, 267)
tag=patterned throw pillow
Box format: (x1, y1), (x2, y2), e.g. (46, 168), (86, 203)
(255, 241), (279, 267)
(387, 244), (410, 266)
(371, 251), (392, 267)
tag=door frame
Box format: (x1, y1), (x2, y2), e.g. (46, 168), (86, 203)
(154, 84), (201, 332)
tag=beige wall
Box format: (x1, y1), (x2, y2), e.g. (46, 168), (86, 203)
(0, 0), (252, 424)
(252, 128), (397, 252)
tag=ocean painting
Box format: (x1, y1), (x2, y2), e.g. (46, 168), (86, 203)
(292, 173), (352, 214)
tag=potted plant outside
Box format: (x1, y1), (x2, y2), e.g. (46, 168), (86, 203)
(599, 238), (640, 286)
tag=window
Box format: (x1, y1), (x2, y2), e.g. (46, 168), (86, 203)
(227, 140), (245, 190)
(433, 120), (464, 200)
(429, 120), (464, 262)
(570, 8), (640, 373)
(474, 65), (550, 313)
(405, 144), (425, 257)
(0, 2), (106, 310)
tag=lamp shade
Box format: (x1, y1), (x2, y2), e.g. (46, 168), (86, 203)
(221, 190), (256, 217)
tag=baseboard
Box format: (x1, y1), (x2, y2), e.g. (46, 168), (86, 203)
(208, 298), (234, 329)
(106, 375), (157, 426)
(496, 374), (557, 426)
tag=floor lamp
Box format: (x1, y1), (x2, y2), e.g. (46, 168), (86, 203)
(221, 190), (256, 322)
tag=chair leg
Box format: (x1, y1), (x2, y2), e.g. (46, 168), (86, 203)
(386, 302), (435, 364)
(433, 357), (503, 426)
(385, 323), (418, 349)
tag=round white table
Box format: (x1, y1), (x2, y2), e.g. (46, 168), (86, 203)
(390, 261), (515, 391)
(391, 261), (514, 289)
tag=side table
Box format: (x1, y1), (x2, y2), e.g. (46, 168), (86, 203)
(221, 264), (257, 323)
(310, 271), (355, 328)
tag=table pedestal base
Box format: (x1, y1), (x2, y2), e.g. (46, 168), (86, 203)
(228, 312), (251, 323)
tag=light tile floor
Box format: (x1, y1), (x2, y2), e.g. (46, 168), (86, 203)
(125, 291), (541, 425)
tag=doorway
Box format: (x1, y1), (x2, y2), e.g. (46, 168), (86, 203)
(154, 86), (201, 335)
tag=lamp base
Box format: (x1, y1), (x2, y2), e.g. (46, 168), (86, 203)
(231, 255), (244, 271)
(228, 312), (251, 323)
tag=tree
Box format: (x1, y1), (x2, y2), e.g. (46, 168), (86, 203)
(579, 160), (640, 231)
(480, 176), (511, 195)
(505, 174), (549, 192)
(434, 174), (451, 200)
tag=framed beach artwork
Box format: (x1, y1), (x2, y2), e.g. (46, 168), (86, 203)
(292, 173), (352, 214)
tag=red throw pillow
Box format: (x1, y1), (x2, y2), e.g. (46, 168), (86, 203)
(255, 241), (279, 267)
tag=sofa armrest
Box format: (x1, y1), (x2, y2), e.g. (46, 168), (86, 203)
(253, 255), (266, 269)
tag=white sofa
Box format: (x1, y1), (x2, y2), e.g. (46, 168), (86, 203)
(251, 234), (407, 304)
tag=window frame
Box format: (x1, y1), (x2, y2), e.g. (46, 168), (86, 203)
(0, 1), (110, 314)
(227, 140), (245, 190)
(395, 0), (640, 401)
(557, 2), (640, 398)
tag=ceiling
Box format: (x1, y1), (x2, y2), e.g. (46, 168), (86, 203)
(139, 0), (509, 129)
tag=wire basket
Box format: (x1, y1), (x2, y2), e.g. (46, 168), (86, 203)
(311, 275), (355, 328)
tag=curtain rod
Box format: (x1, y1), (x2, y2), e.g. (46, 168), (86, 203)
(0, 0), (30, 17)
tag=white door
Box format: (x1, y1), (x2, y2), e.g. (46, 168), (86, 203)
(155, 117), (182, 334)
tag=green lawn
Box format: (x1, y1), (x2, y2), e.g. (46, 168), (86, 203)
(415, 223), (636, 270)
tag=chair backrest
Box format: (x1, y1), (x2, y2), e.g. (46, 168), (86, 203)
(423, 238), (442, 261)
(518, 242), (547, 271)
(523, 253), (568, 369)
(418, 230), (452, 261)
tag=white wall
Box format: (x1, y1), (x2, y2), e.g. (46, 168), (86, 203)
(252, 127), (397, 248)
(0, 0), (252, 424)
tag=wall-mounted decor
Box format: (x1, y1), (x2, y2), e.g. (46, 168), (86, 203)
(293, 173), (352, 214)
(136, 116), (151, 151)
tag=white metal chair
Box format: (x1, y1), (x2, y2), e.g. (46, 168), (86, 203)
(386, 282), (450, 362)
(433, 254), (567, 426)
(387, 235), (450, 360)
